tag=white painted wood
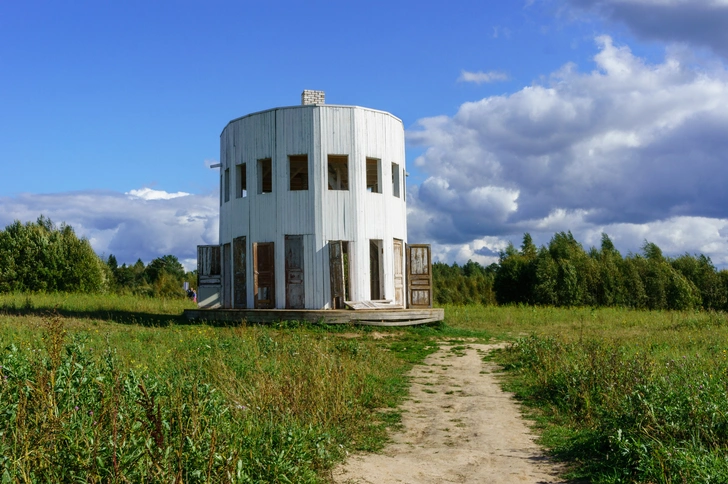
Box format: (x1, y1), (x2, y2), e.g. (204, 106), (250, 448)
(215, 104), (407, 309)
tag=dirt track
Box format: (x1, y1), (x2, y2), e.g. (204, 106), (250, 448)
(332, 343), (566, 484)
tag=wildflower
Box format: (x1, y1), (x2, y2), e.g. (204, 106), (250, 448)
(74, 406), (79, 411)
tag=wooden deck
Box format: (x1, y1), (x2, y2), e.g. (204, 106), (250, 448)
(183, 308), (444, 327)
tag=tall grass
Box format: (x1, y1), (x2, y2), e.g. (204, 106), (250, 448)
(0, 308), (416, 482)
(460, 307), (728, 483)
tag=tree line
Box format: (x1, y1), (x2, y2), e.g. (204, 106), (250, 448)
(3, 218), (728, 310)
(0, 217), (195, 298)
(434, 232), (728, 311)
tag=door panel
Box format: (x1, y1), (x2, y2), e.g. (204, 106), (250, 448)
(329, 241), (344, 308)
(406, 244), (432, 308)
(233, 237), (246, 309)
(393, 239), (404, 307)
(253, 242), (275, 309)
(222, 243), (231, 308)
(285, 235), (305, 309)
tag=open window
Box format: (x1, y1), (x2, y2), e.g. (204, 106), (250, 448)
(236, 163), (247, 198)
(392, 162), (401, 198)
(289, 155), (309, 191)
(328, 155), (349, 190)
(366, 158), (381, 193)
(257, 158), (272, 194)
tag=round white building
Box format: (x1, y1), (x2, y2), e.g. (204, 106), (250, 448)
(204, 90), (413, 310)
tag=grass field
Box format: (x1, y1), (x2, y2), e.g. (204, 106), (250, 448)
(1, 295), (727, 482)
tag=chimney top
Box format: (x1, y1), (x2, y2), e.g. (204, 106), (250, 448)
(301, 90), (325, 105)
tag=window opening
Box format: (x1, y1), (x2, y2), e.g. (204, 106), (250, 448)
(328, 155), (349, 190)
(366, 158), (381, 193)
(236, 163), (247, 198)
(289, 155), (309, 191)
(258, 158), (272, 194)
(224, 168), (231, 202)
(392, 162), (401, 198)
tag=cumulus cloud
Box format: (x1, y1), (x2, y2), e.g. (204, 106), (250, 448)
(459, 70), (510, 84)
(126, 188), (191, 200)
(0, 189), (219, 270)
(408, 36), (728, 267)
(567, 0), (728, 59)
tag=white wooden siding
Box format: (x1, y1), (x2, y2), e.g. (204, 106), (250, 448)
(218, 104), (406, 309)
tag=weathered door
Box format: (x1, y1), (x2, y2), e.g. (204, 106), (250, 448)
(222, 243), (231, 308)
(285, 235), (305, 309)
(253, 242), (275, 309)
(329, 241), (345, 309)
(406, 244), (432, 308)
(197, 245), (221, 287)
(233, 236), (246, 309)
(197, 245), (221, 308)
(393, 239), (404, 307)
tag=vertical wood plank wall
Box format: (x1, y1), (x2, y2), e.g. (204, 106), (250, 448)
(218, 105), (407, 309)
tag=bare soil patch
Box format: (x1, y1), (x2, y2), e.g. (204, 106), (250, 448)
(332, 343), (566, 484)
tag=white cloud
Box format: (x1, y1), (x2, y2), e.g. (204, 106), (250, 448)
(0, 188), (219, 271)
(459, 70), (510, 84)
(126, 187), (191, 200)
(408, 36), (728, 267)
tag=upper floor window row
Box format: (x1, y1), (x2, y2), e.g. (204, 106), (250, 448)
(222, 155), (405, 200)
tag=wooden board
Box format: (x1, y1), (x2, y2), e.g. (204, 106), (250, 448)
(345, 300), (402, 310)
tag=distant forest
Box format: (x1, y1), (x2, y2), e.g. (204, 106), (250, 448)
(435, 232), (728, 311)
(0, 217), (195, 298)
(2, 217), (727, 310)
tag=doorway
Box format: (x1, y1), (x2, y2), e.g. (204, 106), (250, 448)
(369, 239), (383, 300)
(254, 242), (275, 308)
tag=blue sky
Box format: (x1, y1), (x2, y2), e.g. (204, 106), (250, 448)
(2, 0), (728, 270)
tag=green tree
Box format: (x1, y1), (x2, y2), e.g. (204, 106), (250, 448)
(0, 216), (105, 293)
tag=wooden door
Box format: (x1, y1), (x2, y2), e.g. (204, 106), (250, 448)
(393, 239), (404, 307)
(233, 236), (246, 309)
(369, 240), (382, 300)
(406, 244), (432, 308)
(253, 242), (275, 309)
(222, 243), (231, 308)
(329, 241), (345, 309)
(197, 245), (221, 287)
(285, 235), (305, 309)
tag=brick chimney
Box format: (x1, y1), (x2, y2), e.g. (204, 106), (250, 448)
(301, 90), (325, 105)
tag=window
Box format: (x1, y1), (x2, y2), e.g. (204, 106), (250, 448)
(366, 158), (381, 193)
(236, 163), (247, 198)
(257, 158), (272, 194)
(224, 168), (230, 202)
(328, 155), (349, 190)
(289, 155), (309, 191)
(392, 162), (401, 198)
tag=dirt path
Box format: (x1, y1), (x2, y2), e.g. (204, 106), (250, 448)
(332, 343), (566, 484)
